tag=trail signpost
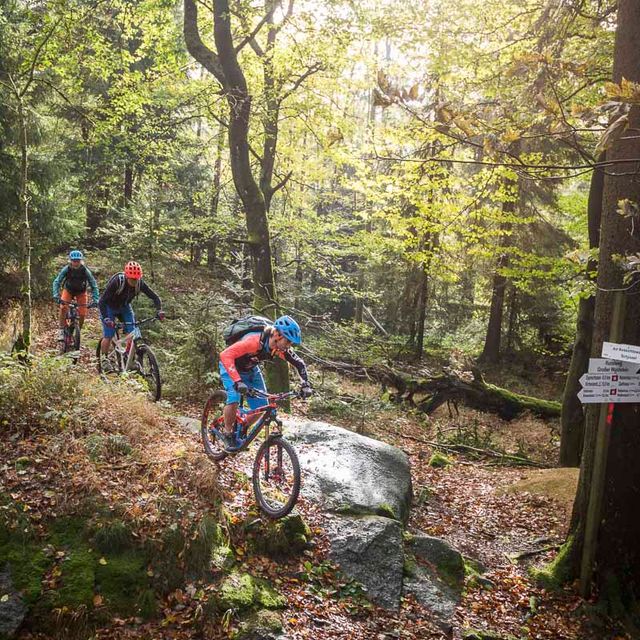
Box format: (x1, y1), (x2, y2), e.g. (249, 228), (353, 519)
(577, 351), (640, 404)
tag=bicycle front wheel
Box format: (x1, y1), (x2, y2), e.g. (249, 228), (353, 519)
(201, 391), (228, 462)
(66, 325), (81, 363)
(135, 345), (161, 402)
(252, 436), (301, 519)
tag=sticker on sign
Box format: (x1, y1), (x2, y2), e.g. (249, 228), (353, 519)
(601, 341), (640, 364)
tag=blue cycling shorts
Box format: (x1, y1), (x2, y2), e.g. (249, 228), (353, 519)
(100, 304), (137, 339)
(219, 362), (268, 409)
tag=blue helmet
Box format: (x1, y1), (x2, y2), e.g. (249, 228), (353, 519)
(69, 250), (83, 260)
(274, 315), (301, 345)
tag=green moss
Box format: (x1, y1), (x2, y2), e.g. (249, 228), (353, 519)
(529, 536), (574, 590)
(14, 456), (31, 470)
(211, 544), (235, 571)
(184, 514), (223, 577)
(214, 572), (285, 613)
(237, 609), (283, 637)
(216, 572), (257, 611)
(0, 542), (50, 605)
(96, 551), (148, 615)
(254, 577), (286, 609)
(136, 588), (158, 620)
(93, 520), (133, 554)
(375, 503), (398, 520)
(429, 452), (452, 468)
(403, 554), (417, 578)
(463, 629), (518, 640)
(248, 514), (311, 558)
(55, 547), (95, 608)
(49, 516), (87, 548)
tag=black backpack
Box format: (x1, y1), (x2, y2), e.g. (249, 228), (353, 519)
(223, 315), (273, 346)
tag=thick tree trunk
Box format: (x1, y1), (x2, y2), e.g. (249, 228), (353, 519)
(560, 155), (604, 467)
(568, 0), (640, 613)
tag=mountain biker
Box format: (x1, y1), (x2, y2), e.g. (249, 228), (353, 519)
(52, 250), (100, 341)
(218, 315), (312, 450)
(98, 261), (165, 366)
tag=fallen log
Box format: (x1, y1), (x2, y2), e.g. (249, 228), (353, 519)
(392, 367), (561, 420)
(302, 351), (560, 420)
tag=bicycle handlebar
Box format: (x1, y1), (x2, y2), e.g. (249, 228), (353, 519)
(58, 300), (94, 307)
(245, 387), (307, 401)
(113, 317), (158, 329)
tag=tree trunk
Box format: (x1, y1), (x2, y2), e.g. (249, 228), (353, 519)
(124, 164), (134, 205)
(568, 0), (640, 614)
(413, 264), (428, 361)
(480, 175), (518, 362)
(207, 121), (225, 269)
(560, 155), (604, 467)
(17, 96), (31, 354)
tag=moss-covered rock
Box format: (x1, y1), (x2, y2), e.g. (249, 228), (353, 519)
(214, 572), (285, 613)
(236, 609), (283, 639)
(211, 544), (235, 571)
(463, 629), (518, 640)
(247, 514), (311, 558)
(428, 452), (452, 468)
(184, 515), (223, 578)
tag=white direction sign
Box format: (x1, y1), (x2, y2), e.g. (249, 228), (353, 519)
(579, 359), (640, 403)
(587, 358), (640, 375)
(601, 341), (640, 365)
(580, 373), (640, 389)
(578, 387), (640, 403)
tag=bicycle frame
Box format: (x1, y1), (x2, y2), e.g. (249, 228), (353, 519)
(105, 317), (156, 372)
(216, 389), (299, 452)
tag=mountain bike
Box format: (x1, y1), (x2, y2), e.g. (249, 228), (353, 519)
(201, 387), (303, 518)
(58, 300), (92, 362)
(95, 317), (162, 402)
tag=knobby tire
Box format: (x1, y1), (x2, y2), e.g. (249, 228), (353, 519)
(252, 436), (301, 519)
(201, 391), (228, 462)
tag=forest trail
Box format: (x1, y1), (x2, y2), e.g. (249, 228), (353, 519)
(2, 308), (619, 639)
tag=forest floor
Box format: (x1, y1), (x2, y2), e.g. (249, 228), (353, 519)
(4, 304), (630, 640)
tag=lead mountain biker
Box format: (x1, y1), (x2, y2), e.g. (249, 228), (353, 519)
(98, 261), (165, 368)
(52, 250), (100, 341)
(218, 315), (313, 450)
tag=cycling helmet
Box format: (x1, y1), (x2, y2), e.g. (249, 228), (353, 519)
(69, 250), (83, 261)
(124, 261), (143, 280)
(274, 315), (301, 345)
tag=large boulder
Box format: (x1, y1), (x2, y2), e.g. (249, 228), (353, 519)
(403, 534), (465, 632)
(0, 566), (27, 639)
(326, 515), (404, 611)
(286, 420), (412, 522)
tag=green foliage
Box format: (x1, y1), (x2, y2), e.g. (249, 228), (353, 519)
(0, 354), (98, 434)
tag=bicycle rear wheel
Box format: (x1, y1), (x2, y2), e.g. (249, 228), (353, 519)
(201, 391), (228, 462)
(252, 436), (301, 518)
(135, 345), (161, 402)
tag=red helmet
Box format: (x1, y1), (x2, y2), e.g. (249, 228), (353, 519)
(124, 261), (143, 280)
